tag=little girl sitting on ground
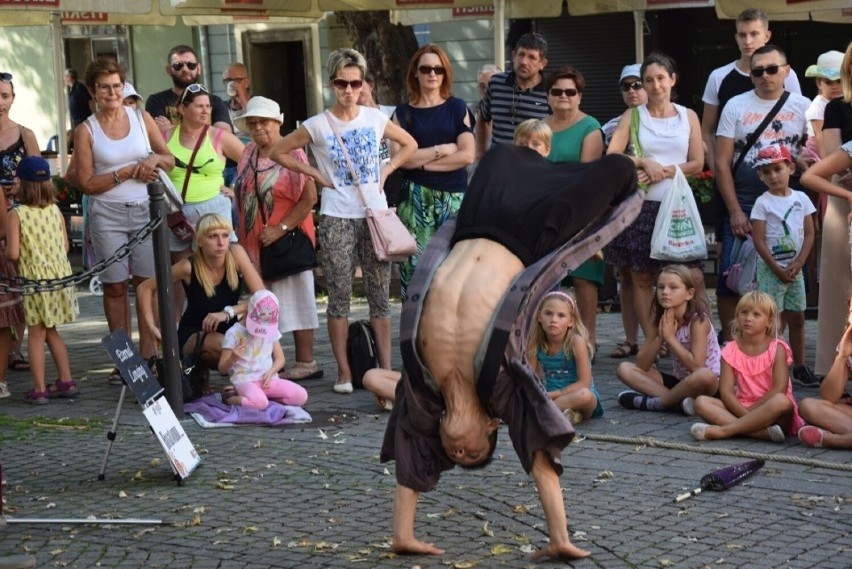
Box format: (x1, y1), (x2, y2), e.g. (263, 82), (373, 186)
(219, 290), (307, 410)
(691, 291), (804, 442)
(617, 264), (720, 414)
(527, 290), (602, 426)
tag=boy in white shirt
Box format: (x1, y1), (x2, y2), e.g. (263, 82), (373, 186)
(750, 144), (817, 385)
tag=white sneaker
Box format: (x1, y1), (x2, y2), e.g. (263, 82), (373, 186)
(767, 424), (786, 443)
(680, 397), (695, 416)
(0, 381), (9, 398)
(333, 381), (353, 394)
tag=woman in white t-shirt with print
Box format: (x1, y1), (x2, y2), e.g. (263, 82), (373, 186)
(269, 48), (417, 394)
(607, 52), (705, 353)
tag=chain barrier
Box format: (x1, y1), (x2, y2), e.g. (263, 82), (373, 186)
(0, 214), (162, 295)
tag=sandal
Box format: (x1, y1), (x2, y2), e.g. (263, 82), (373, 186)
(8, 351), (29, 372)
(48, 379), (79, 398)
(107, 367), (123, 386)
(25, 388), (49, 405)
(610, 341), (639, 359)
(281, 360), (324, 381)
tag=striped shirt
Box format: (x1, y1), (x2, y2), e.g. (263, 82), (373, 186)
(481, 71), (550, 147)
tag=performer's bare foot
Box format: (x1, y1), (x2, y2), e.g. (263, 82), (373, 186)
(532, 541), (590, 561)
(392, 537), (445, 556)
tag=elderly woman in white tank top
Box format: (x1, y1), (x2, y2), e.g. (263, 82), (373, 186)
(72, 57), (174, 383)
(606, 52), (705, 350)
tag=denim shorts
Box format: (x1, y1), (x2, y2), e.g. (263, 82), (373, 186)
(88, 199), (155, 283)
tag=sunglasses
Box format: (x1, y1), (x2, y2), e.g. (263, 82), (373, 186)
(750, 64), (786, 78)
(620, 81), (643, 92)
(180, 83), (209, 104)
(331, 78), (363, 90)
(549, 88), (579, 97)
(171, 61), (199, 72)
(0, 72), (12, 83)
(418, 65), (446, 76)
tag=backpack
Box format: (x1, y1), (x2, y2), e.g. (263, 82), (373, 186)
(346, 320), (377, 389)
(724, 236), (758, 295)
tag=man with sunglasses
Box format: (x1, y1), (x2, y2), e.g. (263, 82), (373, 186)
(146, 44), (232, 134)
(602, 64), (647, 148)
(475, 32), (549, 159)
(700, 8), (800, 175)
(714, 44), (810, 344)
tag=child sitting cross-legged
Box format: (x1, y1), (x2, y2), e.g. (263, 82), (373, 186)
(617, 264), (720, 415)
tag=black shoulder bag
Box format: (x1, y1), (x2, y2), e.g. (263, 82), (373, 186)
(731, 91), (790, 175)
(253, 147), (317, 281)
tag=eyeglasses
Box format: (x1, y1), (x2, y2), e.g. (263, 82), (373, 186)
(171, 61), (199, 72)
(549, 88), (579, 97)
(331, 78), (363, 90)
(620, 81), (643, 92)
(418, 65), (446, 76)
(179, 83), (209, 104)
(750, 64), (786, 78)
(246, 118), (274, 128)
(95, 82), (124, 94)
(223, 76), (247, 83)
(0, 72), (12, 83)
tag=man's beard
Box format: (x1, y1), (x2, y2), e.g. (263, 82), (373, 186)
(171, 74), (197, 89)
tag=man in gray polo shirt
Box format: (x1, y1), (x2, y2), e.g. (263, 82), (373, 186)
(475, 32), (550, 158)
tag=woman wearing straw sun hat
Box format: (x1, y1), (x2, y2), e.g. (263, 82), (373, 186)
(803, 50), (843, 162)
(232, 96), (322, 382)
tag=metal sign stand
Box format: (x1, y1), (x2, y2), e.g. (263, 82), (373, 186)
(98, 330), (201, 485)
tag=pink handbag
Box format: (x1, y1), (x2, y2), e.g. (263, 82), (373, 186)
(325, 111), (416, 262)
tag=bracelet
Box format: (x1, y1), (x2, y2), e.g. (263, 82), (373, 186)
(434, 145), (440, 160)
(112, 170), (121, 185)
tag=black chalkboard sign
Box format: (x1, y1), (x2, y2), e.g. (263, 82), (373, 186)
(101, 330), (163, 405)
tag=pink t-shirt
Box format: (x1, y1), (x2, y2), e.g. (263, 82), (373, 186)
(721, 338), (804, 434)
(672, 314), (721, 380)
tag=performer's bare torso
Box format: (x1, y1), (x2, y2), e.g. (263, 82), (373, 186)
(417, 238), (524, 389)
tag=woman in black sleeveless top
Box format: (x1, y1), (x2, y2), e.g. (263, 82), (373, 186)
(137, 213), (264, 382)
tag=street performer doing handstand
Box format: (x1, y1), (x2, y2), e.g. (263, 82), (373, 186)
(380, 143), (640, 560)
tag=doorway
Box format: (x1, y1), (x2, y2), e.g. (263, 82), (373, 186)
(245, 29), (311, 134)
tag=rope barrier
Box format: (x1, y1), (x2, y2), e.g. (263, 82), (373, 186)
(578, 432), (852, 472)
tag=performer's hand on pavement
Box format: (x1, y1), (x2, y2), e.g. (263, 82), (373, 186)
(392, 537), (445, 556)
(532, 541), (590, 561)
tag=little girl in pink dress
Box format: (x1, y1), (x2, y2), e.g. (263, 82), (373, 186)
(691, 291), (804, 442)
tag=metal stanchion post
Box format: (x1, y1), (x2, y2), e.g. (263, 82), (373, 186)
(147, 180), (183, 418)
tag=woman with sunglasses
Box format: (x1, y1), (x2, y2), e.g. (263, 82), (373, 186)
(0, 71), (35, 393)
(391, 44), (475, 299)
(542, 65), (605, 351)
(269, 48), (416, 394)
(162, 84), (244, 326)
(72, 57), (175, 383)
(607, 52), (705, 354)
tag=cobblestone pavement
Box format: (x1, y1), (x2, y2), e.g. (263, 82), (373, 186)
(0, 290), (849, 568)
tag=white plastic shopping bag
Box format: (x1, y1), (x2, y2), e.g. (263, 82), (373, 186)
(649, 166), (708, 262)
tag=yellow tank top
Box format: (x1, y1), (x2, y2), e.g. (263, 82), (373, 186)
(166, 125), (226, 203)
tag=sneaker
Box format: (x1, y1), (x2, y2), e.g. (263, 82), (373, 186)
(563, 408), (584, 427)
(767, 424), (786, 443)
(792, 365), (820, 387)
(680, 397), (696, 416)
(617, 390), (646, 410)
(0, 381), (9, 399)
(797, 425), (825, 448)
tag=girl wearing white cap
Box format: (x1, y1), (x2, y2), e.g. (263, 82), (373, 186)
(803, 50), (843, 162)
(219, 290), (308, 410)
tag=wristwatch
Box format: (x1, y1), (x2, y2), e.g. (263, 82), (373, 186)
(223, 305), (235, 321)
(280, 223), (289, 233)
